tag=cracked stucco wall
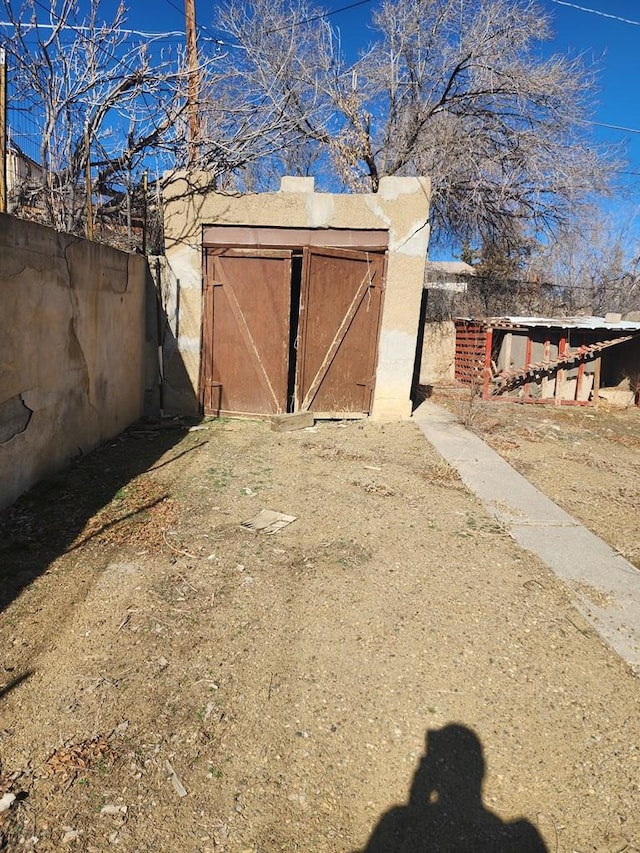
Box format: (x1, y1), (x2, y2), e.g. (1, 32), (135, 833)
(0, 214), (151, 510)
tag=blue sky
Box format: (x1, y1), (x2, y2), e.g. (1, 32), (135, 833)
(542, 1), (640, 205)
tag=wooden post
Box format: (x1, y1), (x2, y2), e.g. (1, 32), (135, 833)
(555, 335), (566, 405)
(142, 171), (148, 255)
(593, 356), (602, 406)
(524, 334), (533, 399)
(541, 339), (551, 399)
(503, 332), (512, 373)
(184, 0), (201, 165)
(482, 327), (493, 399)
(125, 160), (132, 245)
(576, 335), (585, 403)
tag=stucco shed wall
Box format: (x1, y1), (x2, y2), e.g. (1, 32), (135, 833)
(0, 214), (151, 509)
(163, 173), (430, 420)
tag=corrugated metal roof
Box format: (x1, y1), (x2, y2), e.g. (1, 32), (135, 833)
(459, 315), (640, 332)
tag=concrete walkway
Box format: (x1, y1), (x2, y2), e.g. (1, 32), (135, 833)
(413, 400), (640, 675)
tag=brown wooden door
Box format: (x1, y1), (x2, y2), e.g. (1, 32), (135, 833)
(295, 247), (385, 414)
(201, 248), (292, 416)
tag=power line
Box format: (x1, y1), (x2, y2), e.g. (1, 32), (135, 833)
(586, 120), (640, 136)
(548, 0), (640, 27)
(261, 0), (373, 35)
(160, 0), (374, 48)
(3, 0), (177, 174)
(0, 21), (186, 38)
(23, 0), (173, 80)
(8, 1), (640, 145)
(162, 0), (188, 20)
(23, 0), (173, 127)
(161, 0), (232, 47)
(161, 0), (216, 39)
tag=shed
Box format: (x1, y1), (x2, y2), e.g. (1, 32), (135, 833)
(454, 316), (640, 406)
(161, 174), (431, 420)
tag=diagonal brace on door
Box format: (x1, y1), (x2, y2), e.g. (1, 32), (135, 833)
(222, 280), (280, 412)
(300, 265), (377, 412)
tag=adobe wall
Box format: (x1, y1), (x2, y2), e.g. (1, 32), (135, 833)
(0, 214), (154, 509)
(162, 174), (431, 420)
(420, 321), (456, 386)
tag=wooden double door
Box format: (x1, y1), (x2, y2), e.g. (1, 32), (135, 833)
(200, 245), (385, 417)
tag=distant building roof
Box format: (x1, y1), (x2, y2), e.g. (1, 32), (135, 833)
(425, 261), (476, 275)
(424, 260), (475, 292)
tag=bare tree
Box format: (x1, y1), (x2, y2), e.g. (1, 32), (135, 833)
(3, 0), (186, 241)
(528, 214), (640, 316)
(3, 0), (623, 259)
(216, 0), (621, 249)
(202, 0), (337, 191)
(3, 0), (329, 241)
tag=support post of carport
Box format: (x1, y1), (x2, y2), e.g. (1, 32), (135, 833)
(482, 327), (493, 399)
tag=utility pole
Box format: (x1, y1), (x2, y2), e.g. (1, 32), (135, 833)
(184, 0), (201, 165)
(0, 47), (7, 214)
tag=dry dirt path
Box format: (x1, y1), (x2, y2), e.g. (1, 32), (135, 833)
(1, 416), (639, 852)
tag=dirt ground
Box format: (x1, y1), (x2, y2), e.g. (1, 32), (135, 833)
(1, 400), (639, 853)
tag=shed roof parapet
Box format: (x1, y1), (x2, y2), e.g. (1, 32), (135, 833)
(279, 176), (315, 193)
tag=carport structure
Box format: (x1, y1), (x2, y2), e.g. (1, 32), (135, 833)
(162, 175), (431, 420)
(454, 315), (640, 405)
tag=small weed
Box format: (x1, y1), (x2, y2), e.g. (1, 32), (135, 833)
(249, 466), (273, 476)
(196, 702), (219, 721)
(423, 463), (464, 489)
(113, 487), (127, 501)
(454, 377), (485, 429)
(207, 467), (230, 489)
(482, 520), (508, 535)
(464, 515), (507, 536)
(208, 764), (224, 779)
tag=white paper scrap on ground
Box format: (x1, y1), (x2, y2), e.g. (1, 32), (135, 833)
(240, 510), (297, 534)
(0, 793), (16, 812)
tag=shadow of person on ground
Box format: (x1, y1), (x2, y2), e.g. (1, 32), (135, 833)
(358, 723), (547, 852)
